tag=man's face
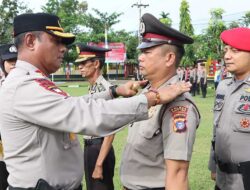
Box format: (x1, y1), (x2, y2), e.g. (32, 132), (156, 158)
(138, 46), (167, 80)
(78, 60), (96, 78)
(4, 59), (16, 74)
(223, 45), (250, 78)
(35, 32), (67, 74)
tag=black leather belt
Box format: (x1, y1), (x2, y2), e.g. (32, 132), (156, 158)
(84, 138), (103, 146)
(217, 160), (240, 174)
(123, 186), (164, 190)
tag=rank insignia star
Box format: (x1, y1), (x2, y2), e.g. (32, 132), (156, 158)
(240, 118), (250, 128)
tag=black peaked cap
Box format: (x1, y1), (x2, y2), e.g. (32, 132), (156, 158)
(14, 13), (75, 45)
(138, 13), (194, 49)
(0, 44), (17, 61)
(75, 44), (110, 63)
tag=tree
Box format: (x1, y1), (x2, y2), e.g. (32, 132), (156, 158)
(241, 11), (250, 27)
(205, 8), (226, 59)
(228, 21), (240, 29)
(0, 0), (30, 43)
(83, 9), (122, 35)
(42, 0), (88, 66)
(42, 0), (88, 33)
(179, 0), (195, 66)
(159, 12), (172, 27)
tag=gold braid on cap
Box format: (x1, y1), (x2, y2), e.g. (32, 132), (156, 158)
(46, 26), (64, 32)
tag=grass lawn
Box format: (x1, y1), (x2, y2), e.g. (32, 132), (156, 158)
(59, 81), (216, 190)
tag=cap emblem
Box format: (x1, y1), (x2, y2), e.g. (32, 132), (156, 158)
(139, 20), (145, 35)
(9, 45), (17, 53)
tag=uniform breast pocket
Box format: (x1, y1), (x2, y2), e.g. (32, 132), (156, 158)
(232, 103), (250, 133)
(133, 125), (163, 160)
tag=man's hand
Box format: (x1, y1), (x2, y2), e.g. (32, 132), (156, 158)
(211, 172), (216, 181)
(158, 81), (191, 104)
(115, 80), (148, 97)
(145, 81), (191, 107)
(92, 165), (103, 180)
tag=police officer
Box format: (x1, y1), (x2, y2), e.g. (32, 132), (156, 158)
(120, 13), (200, 190)
(190, 65), (197, 96)
(0, 44), (17, 85)
(0, 13), (191, 190)
(208, 27), (250, 190)
(200, 62), (207, 98)
(0, 43), (17, 190)
(75, 44), (115, 190)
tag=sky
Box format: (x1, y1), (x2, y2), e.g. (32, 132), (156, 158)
(5, 0), (250, 34)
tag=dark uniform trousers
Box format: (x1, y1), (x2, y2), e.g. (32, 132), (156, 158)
(190, 77), (197, 96)
(200, 77), (207, 98)
(0, 161), (9, 190)
(84, 138), (115, 190)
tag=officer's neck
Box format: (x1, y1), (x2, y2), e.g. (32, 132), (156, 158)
(87, 71), (102, 85)
(150, 73), (175, 89)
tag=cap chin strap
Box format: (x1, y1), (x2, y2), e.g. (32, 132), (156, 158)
(142, 38), (183, 47)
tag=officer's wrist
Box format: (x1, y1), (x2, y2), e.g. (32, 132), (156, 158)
(144, 89), (160, 108)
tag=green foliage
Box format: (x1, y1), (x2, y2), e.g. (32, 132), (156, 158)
(0, 0), (30, 43)
(206, 8), (226, 59)
(159, 12), (172, 27)
(228, 21), (240, 29)
(42, 0), (88, 67)
(83, 9), (122, 34)
(179, 0), (195, 66)
(242, 11), (250, 27)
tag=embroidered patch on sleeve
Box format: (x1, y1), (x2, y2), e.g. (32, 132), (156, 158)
(35, 79), (68, 97)
(170, 106), (188, 133)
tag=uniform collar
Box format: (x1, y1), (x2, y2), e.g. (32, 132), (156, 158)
(16, 60), (39, 72)
(146, 74), (178, 90)
(15, 60), (47, 77)
(229, 74), (250, 85)
(95, 75), (105, 85)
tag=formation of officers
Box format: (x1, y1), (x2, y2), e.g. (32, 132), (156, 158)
(177, 63), (207, 98)
(0, 10), (249, 190)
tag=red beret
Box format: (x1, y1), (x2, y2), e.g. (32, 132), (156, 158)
(220, 27), (250, 51)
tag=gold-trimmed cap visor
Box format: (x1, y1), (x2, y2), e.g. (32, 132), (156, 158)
(14, 13), (75, 45)
(75, 55), (96, 63)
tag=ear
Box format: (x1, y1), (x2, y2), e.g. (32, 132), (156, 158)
(94, 59), (100, 69)
(23, 33), (37, 50)
(165, 52), (176, 67)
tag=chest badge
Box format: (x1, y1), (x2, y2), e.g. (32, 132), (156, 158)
(237, 103), (250, 114)
(240, 118), (250, 128)
(170, 106), (188, 133)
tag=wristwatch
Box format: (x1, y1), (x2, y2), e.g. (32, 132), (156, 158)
(109, 85), (119, 98)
